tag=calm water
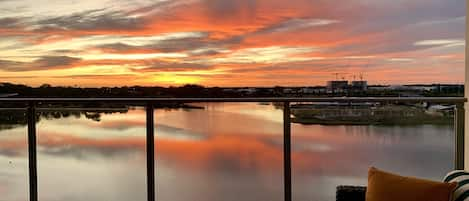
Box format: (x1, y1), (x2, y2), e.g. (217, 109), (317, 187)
(0, 103), (454, 201)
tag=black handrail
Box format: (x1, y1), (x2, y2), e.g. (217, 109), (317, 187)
(0, 97), (466, 103)
(146, 104), (155, 201)
(0, 97), (465, 201)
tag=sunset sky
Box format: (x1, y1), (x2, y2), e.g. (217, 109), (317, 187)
(0, 0), (465, 87)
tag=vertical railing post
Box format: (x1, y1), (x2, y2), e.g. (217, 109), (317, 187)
(27, 101), (38, 201)
(455, 103), (465, 170)
(146, 103), (155, 201)
(283, 102), (292, 201)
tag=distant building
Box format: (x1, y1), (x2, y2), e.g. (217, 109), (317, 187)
(388, 85), (406, 90)
(404, 85), (437, 91)
(236, 88), (257, 94)
(327, 80), (349, 93)
(368, 85), (391, 91)
(282, 88), (294, 94)
(351, 81), (368, 91)
(222, 88), (235, 92)
(299, 87), (326, 94)
(388, 85), (437, 91)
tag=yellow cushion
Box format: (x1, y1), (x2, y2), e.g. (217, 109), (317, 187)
(366, 167), (457, 201)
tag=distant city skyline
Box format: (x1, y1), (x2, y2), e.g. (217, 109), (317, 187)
(0, 0), (465, 87)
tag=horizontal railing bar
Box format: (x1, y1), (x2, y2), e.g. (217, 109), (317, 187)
(35, 108), (129, 111)
(0, 108), (27, 111)
(0, 108), (129, 111)
(0, 97), (466, 103)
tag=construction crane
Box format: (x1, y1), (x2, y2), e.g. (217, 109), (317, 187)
(332, 73), (348, 81)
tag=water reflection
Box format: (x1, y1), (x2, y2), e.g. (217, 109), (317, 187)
(0, 103), (454, 201)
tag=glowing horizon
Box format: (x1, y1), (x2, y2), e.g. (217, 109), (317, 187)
(0, 0), (465, 87)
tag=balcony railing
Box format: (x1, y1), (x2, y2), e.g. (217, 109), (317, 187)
(0, 97), (466, 201)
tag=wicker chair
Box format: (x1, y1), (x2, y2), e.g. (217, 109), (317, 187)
(336, 186), (367, 201)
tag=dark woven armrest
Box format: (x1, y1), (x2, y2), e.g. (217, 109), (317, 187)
(336, 185), (367, 201)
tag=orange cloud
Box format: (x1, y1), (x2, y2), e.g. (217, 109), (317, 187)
(0, 0), (464, 86)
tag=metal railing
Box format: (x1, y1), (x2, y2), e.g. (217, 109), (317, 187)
(0, 97), (466, 201)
